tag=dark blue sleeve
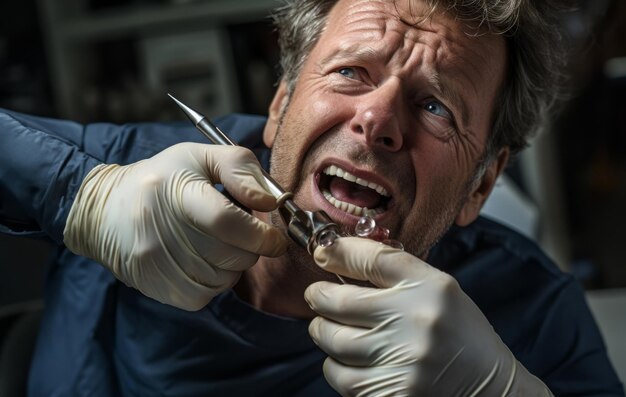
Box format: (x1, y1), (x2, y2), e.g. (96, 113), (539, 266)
(0, 109), (267, 244)
(0, 110), (102, 242)
(0, 109), (195, 243)
(431, 218), (624, 396)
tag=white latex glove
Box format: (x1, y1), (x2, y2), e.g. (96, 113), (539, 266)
(64, 142), (288, 311)
(306, 237), (552, 397)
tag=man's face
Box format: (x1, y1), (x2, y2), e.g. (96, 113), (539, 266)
(264, 0), (507, 262)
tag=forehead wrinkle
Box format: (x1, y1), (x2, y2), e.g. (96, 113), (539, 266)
(424, 31), (493, 131)
(389, 27), (472, 130)
(336, 0), (389, 36)
(319, 5), (393, 66)
(319, 20), (407, 69)
(342, 0), (389, 20)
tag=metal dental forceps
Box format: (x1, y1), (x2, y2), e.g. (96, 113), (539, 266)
(168, 94), (403, 258)
(168, 94), (341, 254)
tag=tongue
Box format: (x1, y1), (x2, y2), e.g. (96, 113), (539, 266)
(329, 177), (382, 209)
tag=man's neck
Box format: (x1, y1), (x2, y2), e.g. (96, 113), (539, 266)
(233, 210), (343, 318)
(233, 254), (317, 319)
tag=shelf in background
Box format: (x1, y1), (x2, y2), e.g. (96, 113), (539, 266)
(57, 0), (278, 41)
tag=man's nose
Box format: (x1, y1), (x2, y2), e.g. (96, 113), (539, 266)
(349, 79), (404, 152)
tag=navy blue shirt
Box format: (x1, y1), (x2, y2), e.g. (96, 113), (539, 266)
(1, 109), (624, 396)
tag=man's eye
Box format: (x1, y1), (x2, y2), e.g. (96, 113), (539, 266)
(337, 67), (357, 79)
(424, 101), (451, 119)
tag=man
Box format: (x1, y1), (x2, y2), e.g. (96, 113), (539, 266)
(0, 0), (623, 395)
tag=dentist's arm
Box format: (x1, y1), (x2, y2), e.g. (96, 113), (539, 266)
(1, 110), (287, 311)
(0, 108), (198, 239)
(64, 143), (288, 310)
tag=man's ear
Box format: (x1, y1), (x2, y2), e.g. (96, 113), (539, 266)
(263, 80), (289, 148)
(455, 147), (510, 227)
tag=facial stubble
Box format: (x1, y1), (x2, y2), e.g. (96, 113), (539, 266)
(266, 110), (478, 280)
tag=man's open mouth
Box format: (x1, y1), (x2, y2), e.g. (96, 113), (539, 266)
(318, 164), (391, 217)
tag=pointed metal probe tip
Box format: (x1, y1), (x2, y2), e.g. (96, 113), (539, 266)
(167, 93), (204, 125)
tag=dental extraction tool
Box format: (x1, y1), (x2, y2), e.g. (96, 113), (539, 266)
(168, 94), (403, 255)
(169, 94), (341, 254)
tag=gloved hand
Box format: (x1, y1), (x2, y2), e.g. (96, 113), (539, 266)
(306, 237), (552, 396)
(64, 142), (288, 311)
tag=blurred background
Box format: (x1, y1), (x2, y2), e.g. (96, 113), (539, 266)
(0, 0), (625, 386)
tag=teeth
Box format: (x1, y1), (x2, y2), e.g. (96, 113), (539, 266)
(323, 165), (389, 197)
(321, 165), (391, 216)
(322, 190), (383, 217)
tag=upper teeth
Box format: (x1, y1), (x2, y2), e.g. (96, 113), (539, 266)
(323, 165), (390, 197)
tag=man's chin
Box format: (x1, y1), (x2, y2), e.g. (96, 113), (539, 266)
(283, 242), (338, 280)
(283, 242), (378, 288)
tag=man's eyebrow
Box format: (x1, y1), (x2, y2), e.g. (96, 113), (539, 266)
(428, 72), (469, 127)
(318, 43), (379, 68)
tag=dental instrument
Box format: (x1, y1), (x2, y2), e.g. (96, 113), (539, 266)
(168, 94), (403, 255)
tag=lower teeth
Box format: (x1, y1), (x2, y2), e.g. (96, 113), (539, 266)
(322, 189), (383, 217)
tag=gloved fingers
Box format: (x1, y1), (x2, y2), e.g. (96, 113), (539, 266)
(310, 316), (405, 367)
(155, 269), (240, 311)
(185, 232), (261, 271)
(194, 144), (279, 212)
(313, 237), (430, 288)
(181, 180), (288, 257)
(305, 281), (397, 328)
(125, 253), (241, 311)
(322, 357), (411, 397)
